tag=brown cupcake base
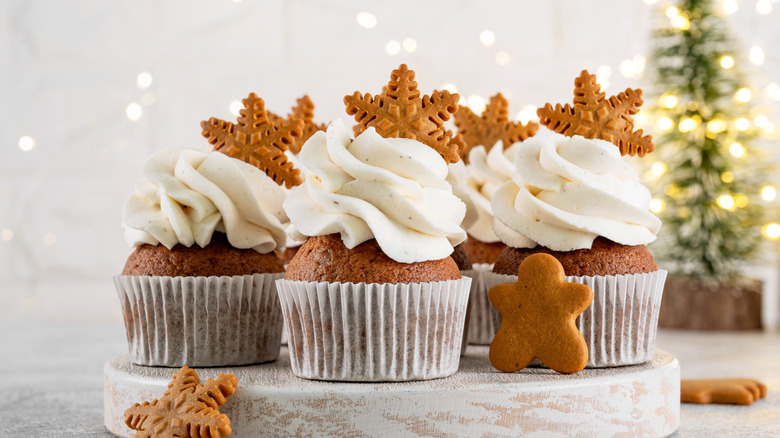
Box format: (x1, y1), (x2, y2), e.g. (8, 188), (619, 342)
(285, 234), (461, 284)
(462, 237), (505, 265)
(493, 237), (657, 277)
(122, 232), (285, 277)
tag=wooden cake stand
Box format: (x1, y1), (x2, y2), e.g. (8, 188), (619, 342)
(104, 347), (680, 437)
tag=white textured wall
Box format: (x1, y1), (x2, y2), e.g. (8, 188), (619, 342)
(1, 0), (778, 322)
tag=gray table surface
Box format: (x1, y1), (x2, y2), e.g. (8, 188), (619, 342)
(1, 322), (778, 438)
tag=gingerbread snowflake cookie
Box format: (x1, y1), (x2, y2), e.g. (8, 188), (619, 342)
(537, 69), (654, 157)
(454, 92), (538, 162)
(201, 92), (304, 188)
(124, 366), (238, 438)
(344, 64), (462, 164)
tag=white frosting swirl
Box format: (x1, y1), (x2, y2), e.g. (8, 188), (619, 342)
(123, 149), (289, 253)
(461, 141), (520, 242)
(492, 132), (661, 251)
(446, 160), (478, 231)
(285, 120), (467, 263)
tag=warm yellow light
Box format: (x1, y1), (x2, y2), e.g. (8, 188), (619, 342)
(495, 52), (511, 66)
(734, 194), (749, 208)
(720, 56), (734, 69)
(126, 103), (142, 121)
(764, 122), (776, 135)
(136, 72), (153, 89)
(441, 83), (457, 93)
(402, 38), (417, 53)
(516, 105), (538, 124)
(661, 94), (678, 108)
(723, 0), (738, 14)
(749, 46), (765, 66)
(665, 184), (680, 197)
(649, 199), (665, 214)
(707, 119), (727, 133)
(671, 15), (690, 30)
(721, 171), (735, 183)
(761, 185), (777, 201)
(735, 88), (752, 103)
(768, 83), (780, 101)
(753, 115), (768, 128)
(729, 142), (745, 157)
(385, 40), (401, 55)
(18, 136), (36, 151)
(666, 6), (679, 18)
(356, 12), (377, 29)
(596, 65), (612, 80)
(467, 95), (486, 114)
(229, 100), (242, 116)
(757, 0), (772, 15)
(735, 118), (750, 131)
(679, 117), (698, 132)
(717, 195), (735, 210)
(651, 162), (667, 176)
(657, 117), (674, 131)
(764, 223), (780, 239)
(480, 30), (495, 46)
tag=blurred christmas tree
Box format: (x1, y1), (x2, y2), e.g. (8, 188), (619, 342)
(647, 0), (778, 285)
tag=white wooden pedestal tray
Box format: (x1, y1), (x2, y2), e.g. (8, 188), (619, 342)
(104, 346), (680, 437)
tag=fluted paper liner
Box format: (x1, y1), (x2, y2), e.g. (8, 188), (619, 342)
(483, 270), (667, 368)
(276, 277), (472, 382)
(459, 268), (480, 355)
(114, 273), (284, 367)
(465, 263), (496, 345)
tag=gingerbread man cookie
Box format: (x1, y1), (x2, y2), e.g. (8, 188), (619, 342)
(489, 253), (593, 374)
(681, 378), (767, 405)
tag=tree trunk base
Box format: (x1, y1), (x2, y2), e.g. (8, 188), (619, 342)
(658, 276), (762, 330)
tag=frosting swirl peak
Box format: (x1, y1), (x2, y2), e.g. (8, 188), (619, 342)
(285, 120), (467, 263)
(123, 149), (289, 253)
(492, 132), (661, 251)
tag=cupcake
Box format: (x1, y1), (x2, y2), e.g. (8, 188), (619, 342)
(277, 64), (472, 382)
(452, 93), (539, 345)
(115, 93), (303, 367)
(485, 70), (665, 368)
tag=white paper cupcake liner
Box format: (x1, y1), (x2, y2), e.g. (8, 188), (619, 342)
(458, 268), (480, 355)
(276, 277), (472, 382)
(114, 273), (284, 367)
(483, 270), (667, 368)
(465, 263), (496, 346)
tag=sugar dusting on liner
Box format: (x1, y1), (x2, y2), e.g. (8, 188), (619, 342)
(466, 263), (496, 345)
(114, 273), (284, 367)
(276, 277), (471, 382)
(483, 270), (667, 368)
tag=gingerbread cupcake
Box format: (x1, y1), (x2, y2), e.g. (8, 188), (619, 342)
(452, 93), (539, 346)
(277, 65), (472, 381)
(115, 93), (302, 367)
(485, 70), (666, 368)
